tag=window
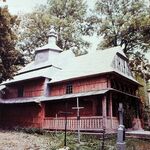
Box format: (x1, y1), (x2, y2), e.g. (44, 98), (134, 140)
(17, 86), (24, 97)
(66, 83), (73, 94)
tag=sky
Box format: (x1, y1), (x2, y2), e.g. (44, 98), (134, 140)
(0, 0), (47, 14)
(0, 0), (150, 60)
(0, 0), (95, 14)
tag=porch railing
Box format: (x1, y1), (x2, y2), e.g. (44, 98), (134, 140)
(42, 116), (103, 131)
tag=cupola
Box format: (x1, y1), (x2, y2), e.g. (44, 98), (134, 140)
(35, 26), (62, 64)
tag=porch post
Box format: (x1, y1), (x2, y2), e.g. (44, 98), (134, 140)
(110, 93), (113, 129)
(40, 103), (45, 128)
(102, 95), (107, 129)
(135, 101), (142, 129)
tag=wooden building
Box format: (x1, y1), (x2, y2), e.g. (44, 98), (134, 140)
(0, 27), (142, 132)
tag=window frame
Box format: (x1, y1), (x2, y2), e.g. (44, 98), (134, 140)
(17, 85), (24, 97)
(66, 83), (73, 94)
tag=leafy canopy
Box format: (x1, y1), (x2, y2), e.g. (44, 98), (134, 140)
(0, 6), (24, 82)
(18, 0), (91, 61)
(94, 0), (150, 80)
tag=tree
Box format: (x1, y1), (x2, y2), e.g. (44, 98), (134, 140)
(18, 0), (91, 61)
(94, 0), (150, 80)
(0, 6), (24, 82)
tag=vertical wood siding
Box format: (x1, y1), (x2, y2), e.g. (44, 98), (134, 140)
(0, 103), (45, 128)
(5, 79), (45, 99)
(50, 76), (108, 96)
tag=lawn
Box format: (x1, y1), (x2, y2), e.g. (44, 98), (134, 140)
(0, 130), (149, 150)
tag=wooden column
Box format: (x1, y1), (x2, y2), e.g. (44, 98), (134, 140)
(102, 95), (107, 129)
(40, 103), (45, 128)
(110, 93), (113, 129)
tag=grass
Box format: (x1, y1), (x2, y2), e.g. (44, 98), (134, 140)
(0, 129), (150, 150)
(39, 131), (150, 150)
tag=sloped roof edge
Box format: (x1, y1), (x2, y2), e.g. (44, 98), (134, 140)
(0, 87), (140, 104)
(1, 76), (49, 85)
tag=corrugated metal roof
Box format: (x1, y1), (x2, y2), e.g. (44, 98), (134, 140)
(1, 45), (139, 85)
(49, 46), (138, 83)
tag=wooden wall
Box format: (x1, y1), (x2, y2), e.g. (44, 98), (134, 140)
(50, 76), (108, 96)
(0, 103), (45, 128)
(24, 79), (44, 97)
(5, 79), (45, 99)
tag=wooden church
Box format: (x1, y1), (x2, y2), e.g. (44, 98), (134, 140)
(0, 27), (142, 132)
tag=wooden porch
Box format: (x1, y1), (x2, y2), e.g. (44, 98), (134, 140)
(42, 116), (119, 131)
(42, 93), (120, 132)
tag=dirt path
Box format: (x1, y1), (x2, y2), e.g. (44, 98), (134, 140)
(0, 131), (51, 150)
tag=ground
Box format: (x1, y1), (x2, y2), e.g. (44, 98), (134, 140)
(0, 130), (150, 150)
(0, 130), (51, 150)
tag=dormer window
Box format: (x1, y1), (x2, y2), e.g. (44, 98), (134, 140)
(17, 86), (24, 97)
(66, 83), (73, 94)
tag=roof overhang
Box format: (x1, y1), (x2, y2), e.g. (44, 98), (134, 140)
(0, 96), (42, 104)
(48, 70), (140, 88)
(112, 71), (141, 86)
(40, 89), (109, 102)
(0, 88), (140, 104)
(0, 89), (109, 104)
(48, 71), (113, 84)
(109, 88), (140, 99)
(1, 76), (48, 86)
(0, 85), (6, 91)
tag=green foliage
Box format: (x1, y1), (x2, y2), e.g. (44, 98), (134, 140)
(18, 0), (91, 61)
(93, 0), (150, 80)
(5, 129), (150, 149)
(0, 6), (24, 82)
(136, 74), (148, 103)
(134, 74), (150, 129)
(143, 106), (150, 130)
(124, 103), (136, 128)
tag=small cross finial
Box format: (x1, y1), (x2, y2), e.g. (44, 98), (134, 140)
(48, 25), (57, 44)
(48, 26), (57, 38)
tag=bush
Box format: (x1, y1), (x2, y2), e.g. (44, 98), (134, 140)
(13, 126), (45, 135)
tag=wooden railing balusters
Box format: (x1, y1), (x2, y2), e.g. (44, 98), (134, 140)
(43, 116), (104, 130)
